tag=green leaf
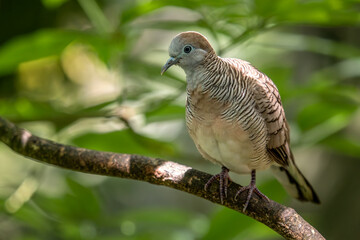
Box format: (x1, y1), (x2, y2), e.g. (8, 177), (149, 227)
(297, 101), (356, 132)
(11, 202), (53, 233)
(254, 0), (360, 25)
(260, 178), (288, 204)
(323, 135), (360, 158)
(72, 129), (176, 157)
(145, 104), (185, 123)
(32, 177), (101, 222)
(201, 207), (254, 240)
(78, 0), (113, 34)
(299, 111), (354, 146)
(0, 30), (76, 76)
(120, 208), (193, 226)
(42, 0), (68, 9)
(0, 98), (110, 130)
(0, 29), (122, 76)
(64, 177), (101, 220)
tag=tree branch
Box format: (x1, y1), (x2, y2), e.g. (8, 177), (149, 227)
(0, 116), (324, 240)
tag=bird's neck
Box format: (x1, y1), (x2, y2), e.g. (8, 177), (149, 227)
(185, 54), (219, 91)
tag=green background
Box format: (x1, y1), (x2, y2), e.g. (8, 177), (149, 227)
(0, 0), (359, 239)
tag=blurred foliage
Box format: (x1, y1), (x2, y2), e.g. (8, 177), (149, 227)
(0, 0), (360, 239)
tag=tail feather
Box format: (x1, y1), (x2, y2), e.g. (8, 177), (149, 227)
(271, 160), (320, 204)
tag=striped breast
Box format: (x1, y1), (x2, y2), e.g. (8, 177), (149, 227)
(185, 57), (272, 174)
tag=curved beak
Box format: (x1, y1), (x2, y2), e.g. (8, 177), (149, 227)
(161, 57), (179, 75)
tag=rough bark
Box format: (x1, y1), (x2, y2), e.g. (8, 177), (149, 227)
(0, 116), (325, 240)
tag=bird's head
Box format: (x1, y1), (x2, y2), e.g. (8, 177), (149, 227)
(161, 31), (215, 75)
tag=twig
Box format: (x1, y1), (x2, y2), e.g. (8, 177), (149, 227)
(0, 116), (325, 240)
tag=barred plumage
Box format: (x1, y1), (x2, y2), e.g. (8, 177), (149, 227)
(161, 31), (320, 209)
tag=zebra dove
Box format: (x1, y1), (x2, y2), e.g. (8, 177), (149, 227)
(161, 31), (320, 211)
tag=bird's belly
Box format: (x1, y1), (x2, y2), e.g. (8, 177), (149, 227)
(189, 117), (260, 174)
(186, 87), (271, 174)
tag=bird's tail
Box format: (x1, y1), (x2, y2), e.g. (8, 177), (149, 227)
(270, 155), (320, 203)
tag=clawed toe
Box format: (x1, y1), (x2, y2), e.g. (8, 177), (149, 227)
(204, 166), (231, 204)
(205, 168), (270, 209)
(234, 170), (270, 212)
(235, 185), (269, 211)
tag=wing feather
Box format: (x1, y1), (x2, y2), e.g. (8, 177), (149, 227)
(238, 60), (290, 166)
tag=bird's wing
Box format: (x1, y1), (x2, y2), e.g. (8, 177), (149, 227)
(235, 60), (290, 166)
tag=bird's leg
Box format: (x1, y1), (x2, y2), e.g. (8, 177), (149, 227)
(204, 166), (231, 204)
(235, 170), (270, 211)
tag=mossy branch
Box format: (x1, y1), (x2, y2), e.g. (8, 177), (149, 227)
(0, 116), (324, 240)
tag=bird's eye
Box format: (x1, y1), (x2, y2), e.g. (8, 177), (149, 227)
(183, 45), (193, 53)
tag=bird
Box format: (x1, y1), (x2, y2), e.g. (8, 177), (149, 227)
(161, 31), (320, 211)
